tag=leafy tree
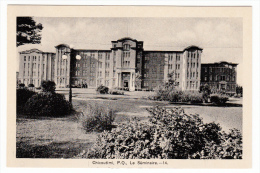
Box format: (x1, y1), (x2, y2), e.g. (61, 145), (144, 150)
(236, 85), (243, 97)
(17, 17), (43, 47)
(200, 84), (211, 102)
(135, 71), (142, 90)
(165, 71), (177, 88)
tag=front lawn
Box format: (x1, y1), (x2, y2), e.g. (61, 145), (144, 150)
(16, 96), (242, 158)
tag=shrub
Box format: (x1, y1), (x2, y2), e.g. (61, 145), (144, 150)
(210, 94), (229, 105)
(18, 83), (25, 88)
(78, 103), (117, 132)
(28, 84), (34, 87)
(24, 92), (72, 117)
(152, 85), (203, 103)
(108, 90), (124, 95)
(16, 89), (36, 114)
(41, 80), (56, 93)
(96, 85), (109, 94)
(83, 106), (242, 159)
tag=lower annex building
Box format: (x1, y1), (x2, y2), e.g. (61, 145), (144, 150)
(200, 61), (238, 94)
(18, 37), (203, 91)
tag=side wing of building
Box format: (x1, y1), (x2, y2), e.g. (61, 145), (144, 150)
(18, 49), (55, 87)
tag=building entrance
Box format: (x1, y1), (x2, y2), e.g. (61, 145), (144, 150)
(123, 80), (129, 88)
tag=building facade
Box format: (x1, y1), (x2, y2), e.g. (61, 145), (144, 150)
(19, 37), (203, 91)
(18, 49), (55, 87)
(200, 61), (238, 94)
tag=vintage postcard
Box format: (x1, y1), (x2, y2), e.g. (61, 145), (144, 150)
(7, 5), (252, 168)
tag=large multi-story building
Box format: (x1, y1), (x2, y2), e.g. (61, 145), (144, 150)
(18, 49), (55, 87)
(18, 37), (203, 91)
(200, 61), (238, 94)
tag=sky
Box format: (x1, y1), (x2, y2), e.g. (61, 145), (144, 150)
(17, 17), (243, 85)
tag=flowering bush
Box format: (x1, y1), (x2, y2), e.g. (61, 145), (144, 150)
(79, 103), (117, 132)
(83, 106), (242, 159)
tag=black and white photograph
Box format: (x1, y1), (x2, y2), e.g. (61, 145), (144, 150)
(5, 5), (255, 169)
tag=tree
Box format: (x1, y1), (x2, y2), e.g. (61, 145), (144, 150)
(165, 71), (177, 88)
(17, 17), (43, 47)
(135, 72), (142, 90)
(199, 84), (211, 102)
(236, 85), (243, 97)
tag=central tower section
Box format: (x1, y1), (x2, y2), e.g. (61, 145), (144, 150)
(111, 37), (143, 91)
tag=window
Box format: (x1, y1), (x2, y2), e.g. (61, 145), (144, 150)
(220, 75), (226, 81)
(196, 72), (198, 78)
(28, 56), (30, 61)
(193, 72), (195, 78)
(178, 73), (180, 78)
(105, 62), (110, 68)
(105, 71), (109, 77)
(187, 63), (189, 68)
(24, 56), (26, 61)
(210, 75), (212, 81)
(205, 68), (207, 72)
(204, 76), (207, 81)
(91, 53), (95, 58)
(178, 64), (180, 69)
(187, 72), (189, 78)
(210, 67), (212, 72)
(98, 53), (102, 59)
(123, 44), (130, 50)
(168, 64), (172, 69)
(99, 62), (102, 68)
(106, 53), (110, 60)
(176, 54), (180, 61)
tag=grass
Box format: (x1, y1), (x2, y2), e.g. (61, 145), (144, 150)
(16, 92), (242, 158)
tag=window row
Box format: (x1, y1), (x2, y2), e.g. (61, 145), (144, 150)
(204, 75), (235, 82)
(188, 62), (199, 68)
(187, 52), (200, 58)
(187, 72), (199, 79)
(186, 81), (198, 89)
(123, 61), (130, 67)
(123, 44), (131, 51)
(123, 52), (130, 58)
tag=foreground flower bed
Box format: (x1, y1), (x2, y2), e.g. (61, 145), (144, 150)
(81, 106), (242, 159)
